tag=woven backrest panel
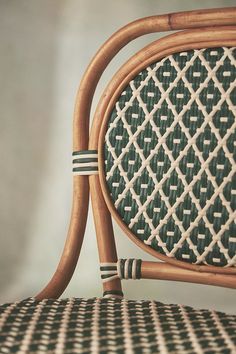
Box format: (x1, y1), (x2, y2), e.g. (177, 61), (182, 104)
(104, 47), (236, 267)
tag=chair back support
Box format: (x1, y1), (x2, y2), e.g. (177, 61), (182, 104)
(96, 26), (236, 295)
(35, 8), (236, 300)
(102, 46), (236, 269)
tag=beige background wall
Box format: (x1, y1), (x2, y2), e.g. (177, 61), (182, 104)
(0, 0), (235, 313)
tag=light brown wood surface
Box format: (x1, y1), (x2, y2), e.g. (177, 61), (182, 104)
(141, 262), (236, 289)
(90, 175), (123, 295)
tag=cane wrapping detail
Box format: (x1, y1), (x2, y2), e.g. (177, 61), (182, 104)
(73, 150), (98, 175)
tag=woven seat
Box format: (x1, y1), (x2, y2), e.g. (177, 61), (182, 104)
(0, 297), (236, 353)
(1, 7), (236, 354)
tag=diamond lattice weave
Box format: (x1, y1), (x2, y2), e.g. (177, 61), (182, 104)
(104, 47), (236, 267)
(0, 297), (235, 353)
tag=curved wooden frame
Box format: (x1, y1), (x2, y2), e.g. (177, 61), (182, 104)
(35, 7), (236, 300)
(97, 27), (236, 276)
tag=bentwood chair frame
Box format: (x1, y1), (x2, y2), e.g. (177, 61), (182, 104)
(36, 7), (236, 301)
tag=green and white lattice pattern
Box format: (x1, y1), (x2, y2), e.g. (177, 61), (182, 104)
(104, 47), (236, 267)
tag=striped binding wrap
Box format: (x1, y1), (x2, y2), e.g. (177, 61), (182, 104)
(100, 259), (142, 283)
(72, 150), (98, 175)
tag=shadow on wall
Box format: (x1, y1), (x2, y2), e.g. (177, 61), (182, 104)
(0, 2), (62, 297)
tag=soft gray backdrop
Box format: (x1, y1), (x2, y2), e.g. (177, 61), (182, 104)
(0, 0), (235, 313)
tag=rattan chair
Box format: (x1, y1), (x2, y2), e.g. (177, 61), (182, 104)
(1, 7), (236, 354)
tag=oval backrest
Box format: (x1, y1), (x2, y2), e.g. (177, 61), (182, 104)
(103, 46), (236, 268)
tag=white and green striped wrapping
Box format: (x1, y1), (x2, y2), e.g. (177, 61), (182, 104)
(72, 150), (98, 175)
(100, 259), (142, 283)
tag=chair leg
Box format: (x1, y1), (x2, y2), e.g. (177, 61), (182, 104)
(90, 175), (123, 298)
